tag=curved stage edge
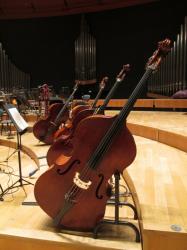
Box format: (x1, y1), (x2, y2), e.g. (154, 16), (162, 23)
(0, 111), (187, 250)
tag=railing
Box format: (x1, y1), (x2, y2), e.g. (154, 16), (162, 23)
(85, 98), (187, 109)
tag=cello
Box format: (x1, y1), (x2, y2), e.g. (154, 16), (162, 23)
(46, 65), (130, 167)
(34, 39), (171, 231)
(32, 81), (80, 144)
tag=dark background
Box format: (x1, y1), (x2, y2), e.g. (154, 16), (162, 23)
(0, 0), (186, 98)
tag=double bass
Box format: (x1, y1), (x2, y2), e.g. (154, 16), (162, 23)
(32, 81), (80, 144)
(34, 39), (171, 230)
(46, 65), (130, 166)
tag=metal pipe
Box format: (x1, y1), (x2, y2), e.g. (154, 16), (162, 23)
(176, 34), (180, 91)
(179, 24), (183, 89)
(172, 41), (177, 93)
(183, 16), (187, 89)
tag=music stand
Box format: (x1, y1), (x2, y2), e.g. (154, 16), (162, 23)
(0, 104), (34, 201)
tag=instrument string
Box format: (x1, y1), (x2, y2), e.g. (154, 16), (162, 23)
(64, 68), (153, 200)
(64, 68), (154, 202)
(87, 68), (154, 170)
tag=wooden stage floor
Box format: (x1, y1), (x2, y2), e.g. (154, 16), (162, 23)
(0, 111), (187, 250)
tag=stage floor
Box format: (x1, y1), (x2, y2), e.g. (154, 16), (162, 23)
(0, 111), (187, 250)
(110, 110), (187, 136)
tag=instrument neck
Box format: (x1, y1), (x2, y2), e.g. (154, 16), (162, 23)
(96, 78), (121, 114)
(91, 86), (104, 109)
(116, 67), (153, 122)
(54, 84), (78, 126)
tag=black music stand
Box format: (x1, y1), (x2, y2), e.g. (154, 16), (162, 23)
(0, 104), (34, 201)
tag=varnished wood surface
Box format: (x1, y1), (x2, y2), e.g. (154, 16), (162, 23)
(107, 111), (187, 152)
(0, 111), (187, 250)
(127, 136), (187, 250)
(107, 110), (187, 137)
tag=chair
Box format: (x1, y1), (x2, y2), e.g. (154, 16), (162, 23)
(0, 108), (13, 136)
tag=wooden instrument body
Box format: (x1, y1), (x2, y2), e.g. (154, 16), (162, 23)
(71, 108), (104, 129)
(47, 108), (104, 166)
(34, 115), (136, 230)
(33, 103), (69, 144)
(71, 104), (90, 120)
(53, 104), (90, 139)
(47, 135), (73, 166)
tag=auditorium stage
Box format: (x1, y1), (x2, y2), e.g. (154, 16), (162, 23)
(0, 111), (187, 250)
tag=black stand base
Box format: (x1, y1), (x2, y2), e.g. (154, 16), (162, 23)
(0, 132), (34, 201)
(0, 178), (34, 201)
(93, 219), (140, 242)
(0, 184), (4, 201)
(93, 171), (141, 242)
